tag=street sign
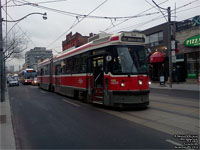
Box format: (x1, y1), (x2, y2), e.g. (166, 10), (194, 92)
(171, 40), (176, 49)
(172, 56), (176, 63)
(172, 50), (175, 56)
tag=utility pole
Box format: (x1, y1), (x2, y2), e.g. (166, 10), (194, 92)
(167, 7), (172, 88)
(152, 0), (172, 88)
(0, 0), (5, 102)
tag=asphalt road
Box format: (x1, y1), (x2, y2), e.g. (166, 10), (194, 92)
(8, 84), (179, 149)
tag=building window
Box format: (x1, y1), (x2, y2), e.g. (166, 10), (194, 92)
(146, 31), (163, 47)
(186, 52), (199, 79)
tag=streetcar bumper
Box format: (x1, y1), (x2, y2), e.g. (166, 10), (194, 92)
(108, 90), (150, 107)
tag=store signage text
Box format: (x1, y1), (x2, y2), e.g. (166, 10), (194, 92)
(184, 35), (200, 47)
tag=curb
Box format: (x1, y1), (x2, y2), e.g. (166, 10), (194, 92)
(150, 85), (200, 92)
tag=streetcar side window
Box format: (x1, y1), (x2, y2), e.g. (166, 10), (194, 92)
(61, 59), (66, 74)
(80, 52), (89, 73)
(72, 55), (81, 74)
(55, 63), (61, 75)
(40, 68), (43, 76)
(44, 65), (49, 75)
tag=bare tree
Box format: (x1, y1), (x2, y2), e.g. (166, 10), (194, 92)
(3, 31), (28, 61)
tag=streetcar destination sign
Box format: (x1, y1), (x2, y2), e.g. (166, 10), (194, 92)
(184, 35), (200, 47)
(121, 36), (145, 42)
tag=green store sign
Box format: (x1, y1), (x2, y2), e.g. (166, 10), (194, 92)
(184, 35), (200, 47)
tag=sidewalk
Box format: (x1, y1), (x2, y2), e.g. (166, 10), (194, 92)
(150, 82), (200, 92)
(0, 90), (16, 149)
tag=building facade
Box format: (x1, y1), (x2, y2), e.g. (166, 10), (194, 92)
(142, 22), (173, 81)
(25, 47), (53, 70)
(142, 15), (200, 83)
(176, 15), (200, 82)
(62, 32), (93, 51)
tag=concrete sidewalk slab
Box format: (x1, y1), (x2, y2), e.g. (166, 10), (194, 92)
(150, 82), (200, 92)
(0, 91), (16, 149)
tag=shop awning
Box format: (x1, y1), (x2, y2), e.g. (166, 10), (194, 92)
(150, 51), (164, 63)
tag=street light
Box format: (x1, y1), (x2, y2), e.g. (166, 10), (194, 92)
(43, 13), (47, 20)
(0, 7), (48, 102)
(3, 12), (47, 22)
(6, 12), (47, 35)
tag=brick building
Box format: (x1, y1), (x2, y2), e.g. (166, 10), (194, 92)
(62, 32), (93, 51)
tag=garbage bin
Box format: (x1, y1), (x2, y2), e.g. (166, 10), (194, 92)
(160, 75), (165, 86)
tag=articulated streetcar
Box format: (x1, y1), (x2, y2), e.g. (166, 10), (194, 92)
(38, 32), (150, 107)
(19, 68), (37, 84)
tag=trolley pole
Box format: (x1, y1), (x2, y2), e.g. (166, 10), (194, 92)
(167, 7), (172, 88)
(0, 0), (5, 102)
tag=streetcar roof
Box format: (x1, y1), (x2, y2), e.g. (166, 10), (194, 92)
(38, 31), (145, 67)
(55, 32), (145, 61)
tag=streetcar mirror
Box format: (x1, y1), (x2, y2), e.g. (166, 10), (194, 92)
(106, 56), (112, 61)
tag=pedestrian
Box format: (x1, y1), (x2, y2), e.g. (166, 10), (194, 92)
(175, 66), (180, 84)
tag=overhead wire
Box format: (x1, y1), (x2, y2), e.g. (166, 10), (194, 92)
(146, 0), (167, 22)
(6, 0), (199, 50)
(112, 2), (200, 34)
(3, 8), (37, 47)
(46, 0), (108, 49)
(106, 0), (200, 32)
(104, 0), (169, 31)
(8, 0), (162, 20)
(2, 0), (13, 7)
(171, 0), (200, 11)
(27, 0), (68, 5)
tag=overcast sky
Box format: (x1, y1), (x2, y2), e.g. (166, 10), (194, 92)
(2, 0), (200, 70)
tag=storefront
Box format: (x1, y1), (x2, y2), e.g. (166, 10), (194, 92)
(176, 16), (200, 82)
(149, 51), (166, 81)
(184, 35), (200, 80)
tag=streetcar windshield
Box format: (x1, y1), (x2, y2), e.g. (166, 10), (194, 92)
(112, 46), (147, 74)
(24, 72), (37, 79)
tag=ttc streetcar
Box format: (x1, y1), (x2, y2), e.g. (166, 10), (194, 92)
(38, 32), (150, 107)
(19, 68), (37, 84)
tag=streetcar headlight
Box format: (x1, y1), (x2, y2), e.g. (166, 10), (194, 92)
(120, 82), (125, 87)
(138, 80), (143, 85)
(148, 81), (151, 85)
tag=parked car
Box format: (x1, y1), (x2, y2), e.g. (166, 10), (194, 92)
(32, 77), (39, 86)
(7, 77), (13, 83)
(8, 78), (19, 87)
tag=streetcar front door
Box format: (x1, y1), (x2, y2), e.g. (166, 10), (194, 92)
(92, 56), (104, 103)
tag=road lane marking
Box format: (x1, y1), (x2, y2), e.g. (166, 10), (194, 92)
(166, 139), (182, 146)
(61, 99), (80, 107)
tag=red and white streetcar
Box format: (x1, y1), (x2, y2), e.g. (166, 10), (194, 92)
(19, 68), (37, 85)
(38, 31), (150, 107)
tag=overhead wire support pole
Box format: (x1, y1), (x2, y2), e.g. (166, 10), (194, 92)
(152, 0), (172, 88)
(167, 7), (172, 88)
(0, 0), (5, 102)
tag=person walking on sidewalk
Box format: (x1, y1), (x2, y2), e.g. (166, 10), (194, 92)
(175, 66), (180, 84)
